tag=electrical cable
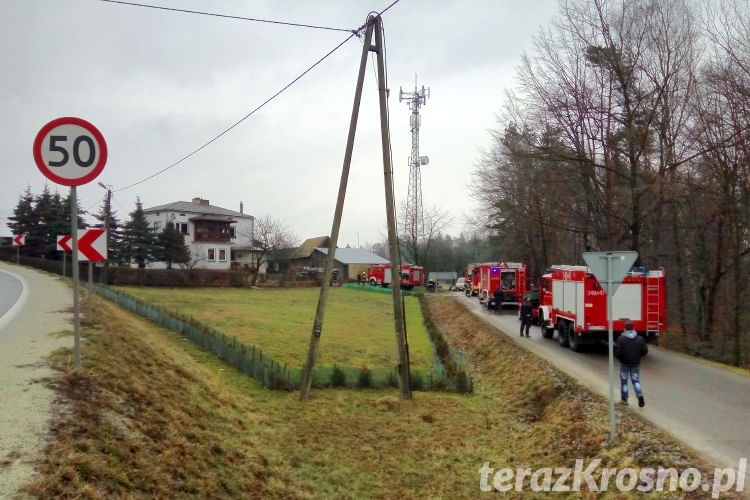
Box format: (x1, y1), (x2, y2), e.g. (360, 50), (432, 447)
(114, 31), (359, 193)
(112, 0), (400, 194)
(99, 0), (356, 33)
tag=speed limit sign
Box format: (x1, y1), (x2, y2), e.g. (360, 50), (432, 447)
(33, 117), (107, 186)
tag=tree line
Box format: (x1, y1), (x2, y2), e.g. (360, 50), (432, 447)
(469, 0), (749, 366)
(6, 186), (189, 269)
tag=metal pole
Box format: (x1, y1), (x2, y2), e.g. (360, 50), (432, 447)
(607, 254), (615, 442)
(299, 18), (375, 401)
(88, 261), (93, 323)
(16, 246), (19, 265)
(374, 15), (411, 398)
(71, 186), (81, 368)
(62, 250), (66, 278)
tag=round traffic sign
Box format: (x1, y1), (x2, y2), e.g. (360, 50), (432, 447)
(33, 117), (107, 186)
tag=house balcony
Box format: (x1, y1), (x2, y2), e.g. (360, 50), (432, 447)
(189, 215), (237, 244)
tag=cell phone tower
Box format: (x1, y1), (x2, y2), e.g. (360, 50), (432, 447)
(399, 75), (429, 239)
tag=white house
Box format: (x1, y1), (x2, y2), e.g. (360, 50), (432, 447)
(143, 197), (255, 270)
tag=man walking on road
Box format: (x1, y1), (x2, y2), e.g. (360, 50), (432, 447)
(614, 322), (648, 407)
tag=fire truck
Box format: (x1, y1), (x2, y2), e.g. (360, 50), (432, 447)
(367, 264), (424, 290)
(464, 264), (481, 296)
(477, 262), (528, 309)
(537, 265), (666, 351)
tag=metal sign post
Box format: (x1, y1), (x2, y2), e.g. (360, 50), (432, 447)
(71, 186), (81, 367)
(583, 251), (638, 442)
(34, 116), (108, 369)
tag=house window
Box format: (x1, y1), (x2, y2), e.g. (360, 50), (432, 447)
(176, 222), (189, 235)
(230, 227), (236, 239)
(207, 248), (216, 261)
(219, 249), (227, 262)
(153, 221), (161, 230)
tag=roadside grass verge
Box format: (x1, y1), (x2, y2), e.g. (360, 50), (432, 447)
(24, 294), (732, 498)
(115, 286), (433, 374)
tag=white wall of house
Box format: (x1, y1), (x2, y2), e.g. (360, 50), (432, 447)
(143, 202), (254, 270)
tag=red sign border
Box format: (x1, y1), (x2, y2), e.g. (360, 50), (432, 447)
(33, 117), (108, 187)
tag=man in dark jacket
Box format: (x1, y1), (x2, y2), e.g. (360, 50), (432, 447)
(493, 286), (503, 314)
(614, 322), (648, 407)
(519, 297), (533, 337)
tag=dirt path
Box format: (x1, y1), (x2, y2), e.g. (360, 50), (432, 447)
(456, 293), (750, 485)
(0, 263), (71, 498)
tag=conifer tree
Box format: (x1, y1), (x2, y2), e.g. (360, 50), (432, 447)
(7, 187), (35, 256)
(156, 221), (190, 269)
(122, 197), (155, 268)
(93, 193), (122, 265)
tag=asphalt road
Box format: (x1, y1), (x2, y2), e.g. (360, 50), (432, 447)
(0, 262), (71, 496)
(0, 269), (23, 328)
(457, 293), (750, 482)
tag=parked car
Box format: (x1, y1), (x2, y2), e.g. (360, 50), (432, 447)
(453, 277), (466, 291)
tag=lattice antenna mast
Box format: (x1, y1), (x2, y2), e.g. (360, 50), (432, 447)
(399, 75), (429, 239)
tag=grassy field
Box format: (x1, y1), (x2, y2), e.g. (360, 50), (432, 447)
(20, 292), (735, 498)
(115, 286), (434, 375)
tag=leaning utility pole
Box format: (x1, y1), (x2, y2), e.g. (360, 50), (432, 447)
(299, 14), (411, 400)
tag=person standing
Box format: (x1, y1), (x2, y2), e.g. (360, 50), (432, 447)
(519, 297), (532, 337)
(614, 322), (648, 407)
(493, 286), (503, 314)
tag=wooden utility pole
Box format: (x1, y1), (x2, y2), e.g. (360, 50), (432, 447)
(374, 17), (411, 397)
(300, 14), (411, 400)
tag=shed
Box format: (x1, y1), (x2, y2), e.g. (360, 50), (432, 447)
(314, 247), (389, 281)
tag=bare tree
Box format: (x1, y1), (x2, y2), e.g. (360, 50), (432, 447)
(244, 214), (298, 286)
(398, 201), (452, 268)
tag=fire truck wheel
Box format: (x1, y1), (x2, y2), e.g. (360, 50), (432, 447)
(557, 321), (570, 348)
(568, 329), (580, 352)
(370, 278), (376, 286)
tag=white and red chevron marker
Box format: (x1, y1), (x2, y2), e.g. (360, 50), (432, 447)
(12, 234), (25, 246)
(57, 234), (72, 252)
(77, 229), (107, 261)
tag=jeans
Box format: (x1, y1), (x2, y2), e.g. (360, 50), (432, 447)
(620, 365), (643, 400)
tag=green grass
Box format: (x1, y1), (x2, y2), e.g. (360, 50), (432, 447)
(23, 293), (726, 498)
(115, 286), (434, 374)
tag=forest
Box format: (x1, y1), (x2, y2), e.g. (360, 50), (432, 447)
(469, 0), (749, 367)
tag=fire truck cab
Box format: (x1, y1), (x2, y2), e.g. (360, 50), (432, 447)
(477, 262), (527, 309)
(537, 265), (666, 351)
(465, 264), (481, 296)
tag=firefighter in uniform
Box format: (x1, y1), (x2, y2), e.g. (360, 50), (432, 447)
(519, 296), (533, 337)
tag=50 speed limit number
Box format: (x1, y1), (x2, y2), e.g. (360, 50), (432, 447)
(33, 117), (107, 186)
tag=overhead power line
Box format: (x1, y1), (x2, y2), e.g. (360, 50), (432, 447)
(112, 0), (401, 193)
(99, 0), (357, 33)
(115, 31), (359, 192)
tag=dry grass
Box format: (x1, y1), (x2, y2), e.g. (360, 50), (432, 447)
(23, 293), (742, 499)
(115, 286), (435, 374)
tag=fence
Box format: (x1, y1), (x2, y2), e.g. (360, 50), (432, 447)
(92, 284), (471, 392)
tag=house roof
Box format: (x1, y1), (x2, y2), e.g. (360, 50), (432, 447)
(316, 247), (389, 265)
(144, 200), (253, 219)
(291, 236), (330, 259)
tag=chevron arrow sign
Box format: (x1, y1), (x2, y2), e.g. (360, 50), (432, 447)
(77, 229), (107, 262)
(57, 234), (72, 252)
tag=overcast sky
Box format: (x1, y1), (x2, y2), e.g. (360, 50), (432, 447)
(1, 0), (558, 247)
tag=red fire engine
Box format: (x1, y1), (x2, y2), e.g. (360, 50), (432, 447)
(537, 265), (666, 351)
(367, 264), (424, 290)
(477, 262), (527, 309)
(464, 264), (481, 296)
